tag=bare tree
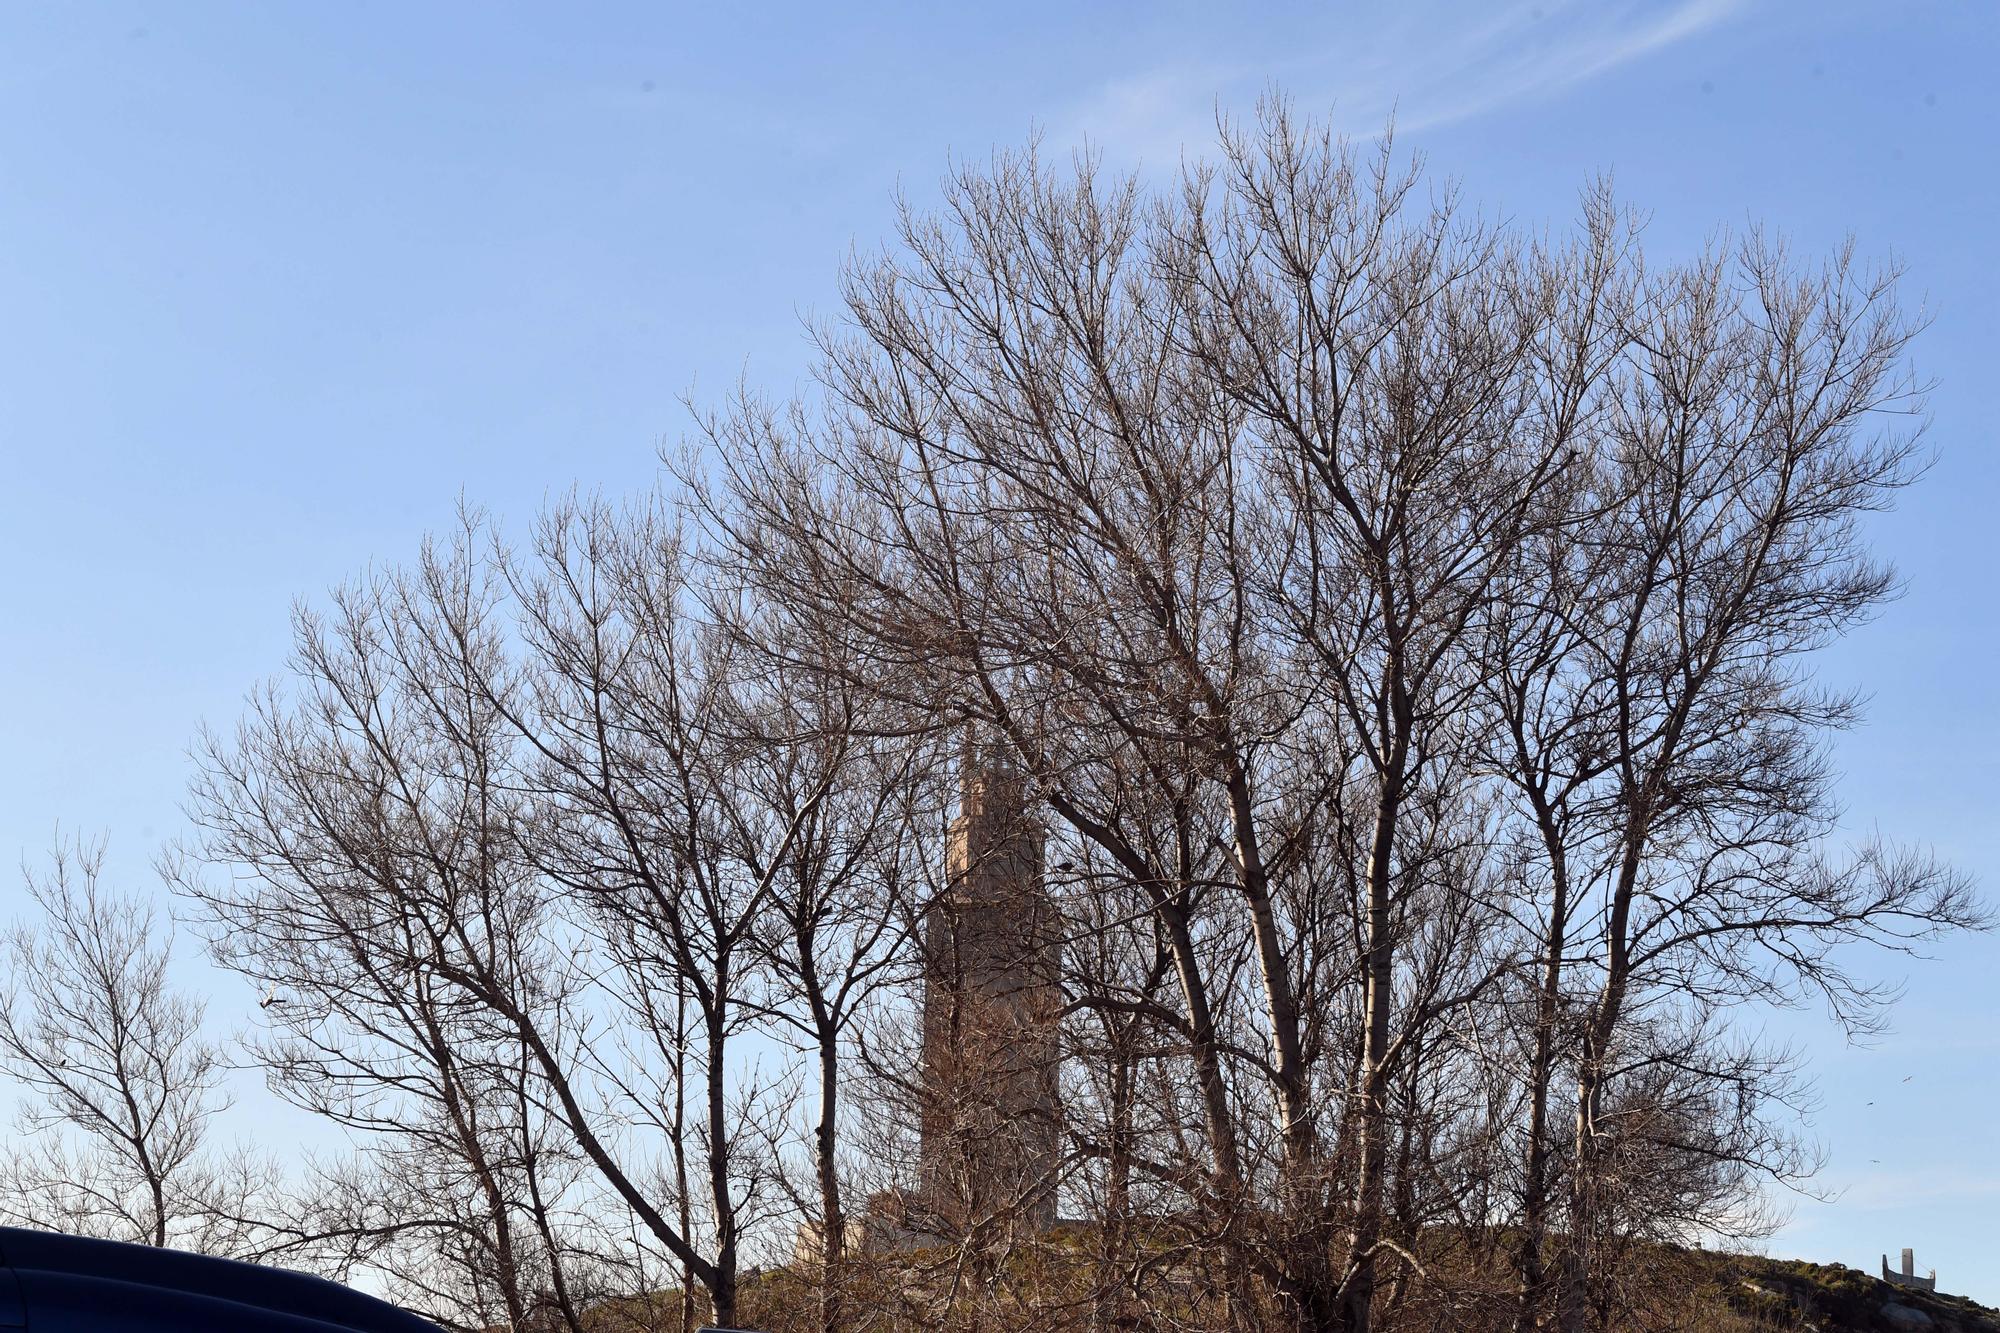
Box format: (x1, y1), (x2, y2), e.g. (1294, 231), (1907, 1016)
(0, 835), (266, 1253)
(159, 98), (1980, 1333)
(176, 544), (615, 1330)
(502, 496), (815, 1329)
(185, 502), (884, 1330)
(704, 108), (1566, 1332)
(723, 615), (947, 1333)
(700, 103), (1978, 1333)
(1463, 180), (1644, 1332)
(1538, 234), (1983, 1332)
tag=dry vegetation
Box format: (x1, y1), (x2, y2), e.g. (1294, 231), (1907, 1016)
(478, 1235), (2000, 1333)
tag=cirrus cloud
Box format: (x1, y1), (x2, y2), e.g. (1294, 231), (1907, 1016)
(1065, 0), (1746, 166)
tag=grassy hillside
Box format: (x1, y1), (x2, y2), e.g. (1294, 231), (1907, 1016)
(562, 1239), (2000, 1332)
(1701, 1253), (2000, 1333)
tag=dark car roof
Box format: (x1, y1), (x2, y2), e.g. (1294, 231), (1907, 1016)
(0, 1226), (440, 1332)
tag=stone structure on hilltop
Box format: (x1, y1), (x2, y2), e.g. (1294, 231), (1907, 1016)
(916, 737), (1063, 1234)
(1882, 1247), (1938, 1292)
(793, 738), (1064, 1268)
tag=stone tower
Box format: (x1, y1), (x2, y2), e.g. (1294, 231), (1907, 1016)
(1881, 1247), (1937, 1292)
(918, 737), (1062, 1233)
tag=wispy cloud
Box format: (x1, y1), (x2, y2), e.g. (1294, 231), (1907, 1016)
(1064, 0), (1746, 167)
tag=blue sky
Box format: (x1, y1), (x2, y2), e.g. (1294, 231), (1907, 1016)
(2, 0), (1996, 1302)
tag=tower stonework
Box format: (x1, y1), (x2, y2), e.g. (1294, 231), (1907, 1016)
(1881, 1247), (1937, 1292)
(919, 743), (1063, 1234)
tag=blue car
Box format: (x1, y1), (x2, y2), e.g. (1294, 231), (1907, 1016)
(0, 1227), (440, 1332)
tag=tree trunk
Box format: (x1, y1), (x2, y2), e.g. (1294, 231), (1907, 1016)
(1340, 747), (1406, 1333)
(1514, 846), (1571, 1333)
(815, 1012), (847, 1333)
(1561, 818), (1646, 1333)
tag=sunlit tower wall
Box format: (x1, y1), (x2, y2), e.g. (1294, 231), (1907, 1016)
(918, 740), (1063, 1234)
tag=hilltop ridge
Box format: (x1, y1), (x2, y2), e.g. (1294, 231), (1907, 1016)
(1714, 1254), (1999, 1333)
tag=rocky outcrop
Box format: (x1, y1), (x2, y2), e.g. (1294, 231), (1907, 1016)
(1726, 1257), (2000, 1333)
